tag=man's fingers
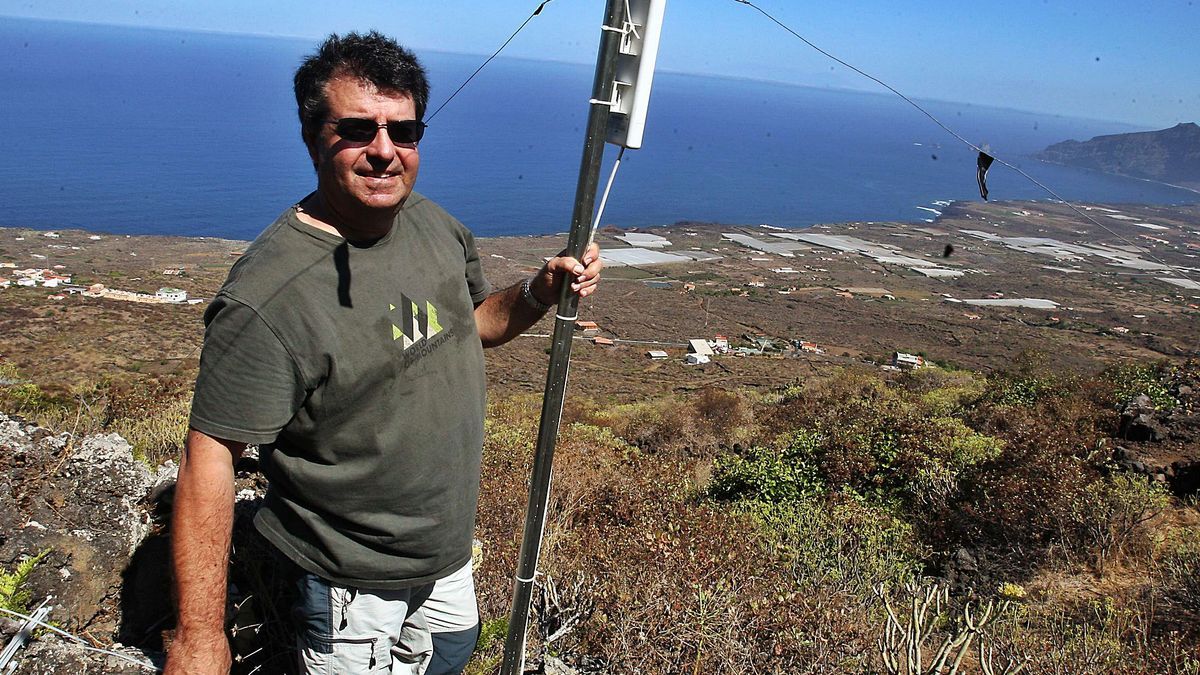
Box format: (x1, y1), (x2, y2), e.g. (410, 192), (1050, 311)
(582, 242), (601, 265)
(544, 245), (601, 297)
(549, 255), (586, 277)
(570, 269), (601, 291)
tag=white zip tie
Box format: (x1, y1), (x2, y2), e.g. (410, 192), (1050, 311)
(0, 606), (161, 672)
(555, 313), (579, 322)
(588, 93), (619, 108)
(515, 571), (539, 583)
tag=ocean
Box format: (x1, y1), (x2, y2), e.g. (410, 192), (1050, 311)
(1, 17), (1195, 240)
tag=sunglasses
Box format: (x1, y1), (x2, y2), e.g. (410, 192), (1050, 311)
(326, 118), (426, 145)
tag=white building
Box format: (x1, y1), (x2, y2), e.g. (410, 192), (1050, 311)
(156, 287), (188, 303)
(892, 352), (925, 369)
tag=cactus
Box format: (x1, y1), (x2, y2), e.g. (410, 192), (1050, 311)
(875, 581), (1025, 675)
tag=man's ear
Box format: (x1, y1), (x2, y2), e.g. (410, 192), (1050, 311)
(303, 130), (320, 170)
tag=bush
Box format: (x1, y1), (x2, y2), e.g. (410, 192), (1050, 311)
(1067, 474), (1171, 575)
(955, 401), (1102, 556)
(0, 364), (194, 464)
(1104, 362), (1178, 411)
(708, 430), (824, 503)
(900, 367), (987, 416)
(985, 372), (1073, 407)
(114, 394), (191, 465)
(748, 497), (922, 600)
(594, 390), (754, 456)
(990, 598), (1131, 673)
(464, 617), (508, 675)
(598, 397), (702, 453)
(0, 364), (110, 435)
(1158, 527), (1200, 613)
(693, 387), (754, 447)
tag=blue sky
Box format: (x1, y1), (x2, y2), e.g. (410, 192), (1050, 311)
(1, 0), (1195, 127)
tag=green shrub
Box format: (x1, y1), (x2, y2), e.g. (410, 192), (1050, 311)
(0, 363), (54, 417)
(986, 373), (1071, 407)
(1104, 362), (1178, 411)
(0, 550), (50, 614)
(746, 498), (922, 599)
(464, 617), (508, 675)
(0, 365), (110, 434)
(919, 382), (985, 416)
(484, 396), (540, 457)
(709, 430), (824, 503)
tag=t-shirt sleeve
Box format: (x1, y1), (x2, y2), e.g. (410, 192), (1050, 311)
(189, 295), (306, 445)
(460, 227), (492, 305)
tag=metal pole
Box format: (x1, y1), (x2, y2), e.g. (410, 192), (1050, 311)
(499, 1), (624, 673)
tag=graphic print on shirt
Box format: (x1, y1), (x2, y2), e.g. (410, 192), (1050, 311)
(390, 295), (443, 350)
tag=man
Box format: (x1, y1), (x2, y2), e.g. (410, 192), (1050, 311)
(166, 32), (601, 675)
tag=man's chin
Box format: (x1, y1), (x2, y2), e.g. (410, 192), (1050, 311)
(355, 192), (408, 213)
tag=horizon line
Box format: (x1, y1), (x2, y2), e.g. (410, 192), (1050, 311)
(0, 13), (1182, 131)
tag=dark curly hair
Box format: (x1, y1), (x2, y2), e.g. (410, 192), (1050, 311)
(294, 31), (430, 147)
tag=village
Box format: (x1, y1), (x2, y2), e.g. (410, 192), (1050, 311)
(1, 199), (1197, 402)
(568, 317), (926, 370)
(519, 198), (1199, 381)
(0, 231), (206, 306)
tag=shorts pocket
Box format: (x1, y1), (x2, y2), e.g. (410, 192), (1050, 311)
(300, 633), (383, 674)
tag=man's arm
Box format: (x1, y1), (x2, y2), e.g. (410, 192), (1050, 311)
(165, 429), (246, 675)
(475, 242), (602, 348)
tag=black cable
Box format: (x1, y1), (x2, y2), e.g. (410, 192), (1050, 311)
(425, 0), (554, 122)
(732, 0), (1198, 289)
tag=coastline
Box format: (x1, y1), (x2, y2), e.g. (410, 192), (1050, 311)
(1033, 158), (1200, 196)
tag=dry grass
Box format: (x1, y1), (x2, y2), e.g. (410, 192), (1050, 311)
(470, 362), (1200, 673)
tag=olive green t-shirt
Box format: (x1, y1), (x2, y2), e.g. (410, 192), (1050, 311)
(189, 192), (492, 588)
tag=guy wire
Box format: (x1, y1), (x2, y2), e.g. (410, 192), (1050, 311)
(732, 0), (1199, 290)
(426, 0), (555, 122)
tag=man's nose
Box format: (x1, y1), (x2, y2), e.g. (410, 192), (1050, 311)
(365, 127), (397, 161)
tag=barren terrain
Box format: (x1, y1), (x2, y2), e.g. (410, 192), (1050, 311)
(5, 199), (1196, 401)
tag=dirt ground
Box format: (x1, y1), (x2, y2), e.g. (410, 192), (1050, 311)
(1, 199), (1197, 403)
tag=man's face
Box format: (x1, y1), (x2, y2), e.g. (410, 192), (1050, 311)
(308, 76), (420, 225)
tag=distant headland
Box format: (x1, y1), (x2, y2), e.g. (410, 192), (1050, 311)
(1035, 122), (1200, 192)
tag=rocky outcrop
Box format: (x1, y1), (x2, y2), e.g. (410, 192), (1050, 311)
(1119, 394), (1169, 442)
(11, 638), (155, 674)
(1111, 378), (1200, 495)
(0, 413), (171, 673)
